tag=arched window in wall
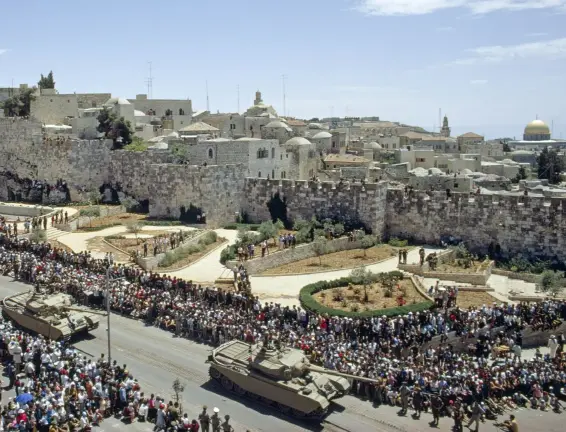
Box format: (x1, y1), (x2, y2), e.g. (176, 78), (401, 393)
(208, 148), (214, 159)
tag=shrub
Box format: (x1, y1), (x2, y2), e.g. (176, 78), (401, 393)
(159, 242), (203, 268)
(198, 231), (218, 246)
(30, 229), (47, 243)
(106, 235), (126, 240)
(350, 303), (360, 312)
(299, 274), (432, 318)
(388, 238), (408, 247)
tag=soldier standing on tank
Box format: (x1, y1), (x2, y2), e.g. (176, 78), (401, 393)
(221, 415), (234, 432)
(211, 407), (220, 432)
(199, 406), (210, 432)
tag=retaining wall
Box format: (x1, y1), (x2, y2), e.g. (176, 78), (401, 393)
(226, 237), (388, 275)
(135, 230), (205, 271)
(0, 203), (54, 217)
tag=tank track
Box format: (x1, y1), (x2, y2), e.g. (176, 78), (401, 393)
(208, 366), (328, 421)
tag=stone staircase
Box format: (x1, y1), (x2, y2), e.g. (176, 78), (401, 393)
(45, 227), (69, 240)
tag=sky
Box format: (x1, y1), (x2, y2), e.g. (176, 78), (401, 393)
(1, 0), (565, 139)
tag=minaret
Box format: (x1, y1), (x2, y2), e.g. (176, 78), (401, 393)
(440, 115), (451, 137)
(254, 90), (263, 106)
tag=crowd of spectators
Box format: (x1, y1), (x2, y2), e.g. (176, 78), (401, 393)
(0, 233), (565, 429)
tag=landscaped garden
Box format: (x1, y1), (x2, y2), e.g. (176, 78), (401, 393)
(220, 217), (379, 265)
(260, 243), (399, 275)
(454, 290), (500, 309)
(158, 231), (226, 270)
(300, 269), (433, 317)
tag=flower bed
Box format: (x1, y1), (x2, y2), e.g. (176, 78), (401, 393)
(299, 273), (434, 318)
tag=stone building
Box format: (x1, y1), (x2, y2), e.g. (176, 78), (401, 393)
(178, 135), (317, 180)
(457, 132), (484, 151)
(127, 94), (192, 130)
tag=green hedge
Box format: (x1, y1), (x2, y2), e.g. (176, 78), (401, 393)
(159, 231), (219, 268)
(78, 220), (183, 232)
(299, 273), (433, 318)
(223, 223), (260, 231)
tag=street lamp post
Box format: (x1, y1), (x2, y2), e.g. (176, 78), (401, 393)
(105, 267), (125, 364)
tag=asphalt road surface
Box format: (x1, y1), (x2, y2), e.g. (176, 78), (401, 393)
(1, 275), (564, 432)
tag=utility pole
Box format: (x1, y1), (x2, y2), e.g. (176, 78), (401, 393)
(105, 269), (126, 365)
(281, 74), (287, 117)
(237, 84), (240, 113)
(206, 80), (210, 112)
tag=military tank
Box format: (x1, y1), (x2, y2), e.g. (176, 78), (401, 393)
(2, 290), (104, 340)
(207, 337), (378, 419)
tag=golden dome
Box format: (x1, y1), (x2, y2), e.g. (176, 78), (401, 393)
(524, 119), (550, 136)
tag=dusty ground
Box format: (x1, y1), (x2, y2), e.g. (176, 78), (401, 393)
(86, 237), (131, 262)
(75, 212), (147, 230)
(435, 260), (490, 274)
(313, 278), (426, 312)
(158, 238), (227, 271)
(106, 230), (174, 254)
(260, 245), (399, 275)
(455, 290), (499, 309)
(48, 239), (74, 253)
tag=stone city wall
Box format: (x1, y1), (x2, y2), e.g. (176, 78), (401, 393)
(387, 188), (566, 262)
(148, 164), (247, 227)
(242, 178), (389, 235)
(226, 236), (366, 275)
(109, 150), (174, 200)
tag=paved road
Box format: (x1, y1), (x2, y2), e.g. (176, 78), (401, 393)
(1, 276), (564, 432)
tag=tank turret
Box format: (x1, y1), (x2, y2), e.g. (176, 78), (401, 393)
(206, 337), (378, 419)
(2, 290), (104, 340)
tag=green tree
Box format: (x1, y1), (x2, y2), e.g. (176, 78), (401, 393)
(80, 207), (101, 227)
(537, 148), (563, 184)
(513, 166), (528, 183)
(30, 228), (47, 243)
(312, 236), (328, 266)
(360, 235), (376, 258)
(258, 221), (278, 245)
(38, 71), (55, 89)
(539, 270), (564, 297)
(96, 107), (133, 149)
(502, 142), (512, 153)
(126, 222), (143, 245)
(350, 267), (374, 303)
(2, 87), (36, 117)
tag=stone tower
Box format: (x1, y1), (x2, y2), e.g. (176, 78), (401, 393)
(254, 90), (262, 106)
(440, 115), (451, 137)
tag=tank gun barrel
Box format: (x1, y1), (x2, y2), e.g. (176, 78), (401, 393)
(307, 364), (380, 384)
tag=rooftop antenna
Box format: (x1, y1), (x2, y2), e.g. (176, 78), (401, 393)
(282, 74), (287, 117)
(552, 119), (554, 136)
(146, 62), (153, 99)
(438, 108), (442, 134)
(206, 80), (210, 112)
(237, 84), (240, 113)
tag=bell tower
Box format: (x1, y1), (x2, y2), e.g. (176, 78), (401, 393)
(440, 115), (451, 137)
(254, 90), (263, 106)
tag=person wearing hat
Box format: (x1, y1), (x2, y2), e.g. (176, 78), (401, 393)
(210, 407), (220, 432)
(412, 386), (423, 419)
(198, 406), (210, 432)
(221, 414), (233, 432)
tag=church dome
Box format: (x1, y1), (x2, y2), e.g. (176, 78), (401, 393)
(284, 137), (311, 147)
(524, 119), (550, 136)
(264, 120), (289, 129)
(311, 131), (332, 139)
(364, 141), (382, 150)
